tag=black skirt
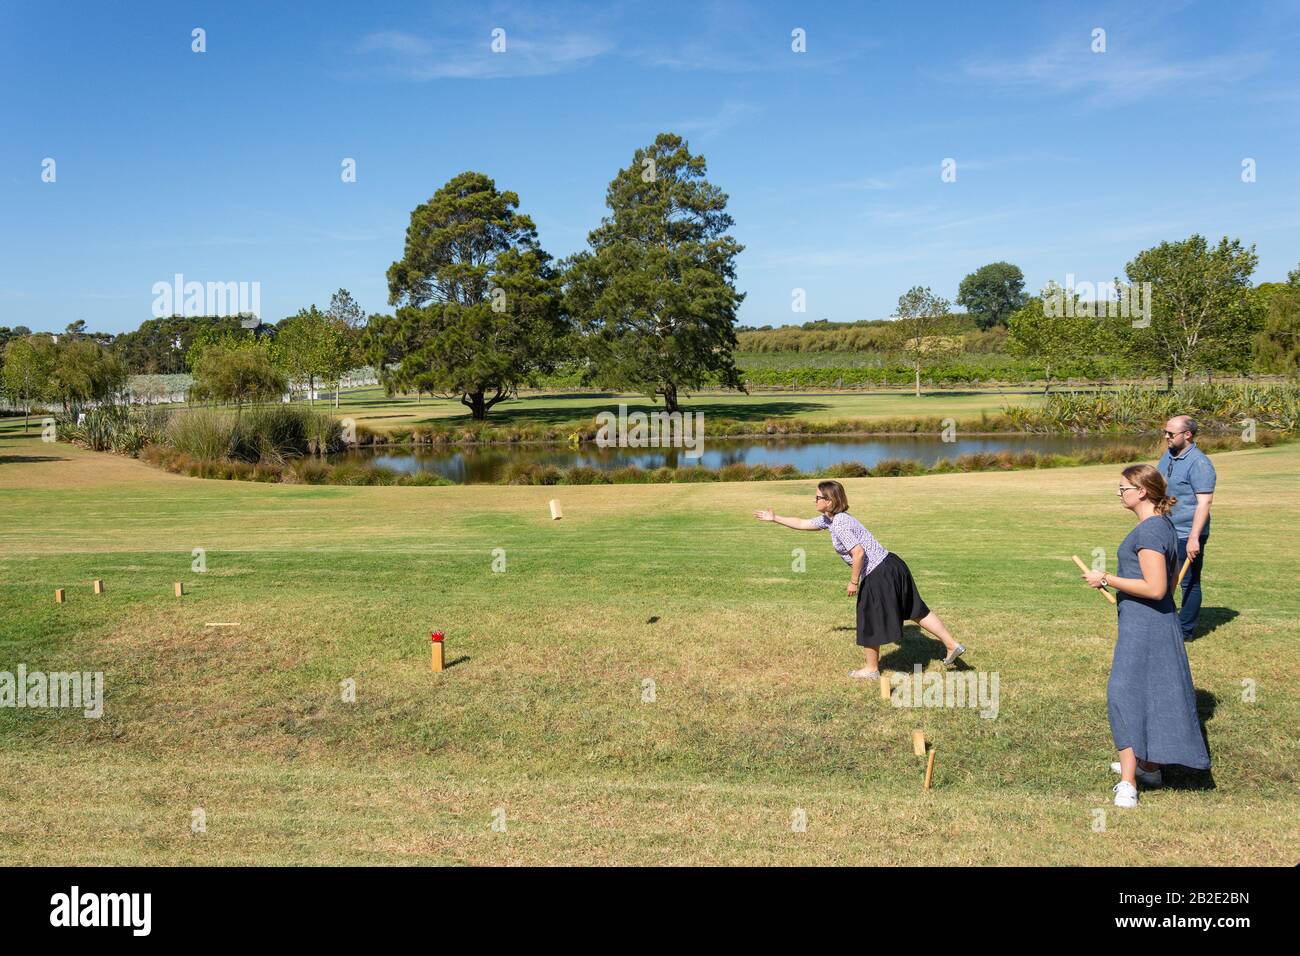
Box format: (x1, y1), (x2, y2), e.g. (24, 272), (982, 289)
(856, 552), (930, 648)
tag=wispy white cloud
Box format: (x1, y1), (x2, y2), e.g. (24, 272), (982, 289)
(828, 156), (1032, 193)
(357, 31), (434, 57)
(626, 0), (875, 74)
(668, 101), (762, 137)
(355, 28), (613, 80)
(962, 43), (1270, 104)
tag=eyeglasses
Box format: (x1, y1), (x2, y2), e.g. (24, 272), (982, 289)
(815, 494), (829, 501)
(1162, 430), (1186, 438)
(1117, 485), (1139, 495)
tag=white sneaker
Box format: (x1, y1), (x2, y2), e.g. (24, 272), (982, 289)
(1113, 781), (1138, 808)
(1110, 762), (1163, 788)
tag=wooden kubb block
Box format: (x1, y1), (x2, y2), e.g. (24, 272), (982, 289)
(92, 579), (104, 595)
(174, 582), (185, 597)
(912, 730), (926, 756)
(549, 499), (563, 521)
(55, 589), (65, 604)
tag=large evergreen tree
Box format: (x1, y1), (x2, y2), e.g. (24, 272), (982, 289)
(377, 172), (563, 420)
(563, 132), (745, 413)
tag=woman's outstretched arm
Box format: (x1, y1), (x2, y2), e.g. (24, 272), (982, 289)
(753, 508), (820, 530)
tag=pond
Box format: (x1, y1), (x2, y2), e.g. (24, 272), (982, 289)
(331, 433), (1155, 484)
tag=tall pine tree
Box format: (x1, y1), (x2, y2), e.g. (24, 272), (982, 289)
(564, 133), (745, 412)
(377, 172), (564, 420)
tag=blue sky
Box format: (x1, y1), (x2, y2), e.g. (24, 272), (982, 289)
(2, 0), (1297, 335)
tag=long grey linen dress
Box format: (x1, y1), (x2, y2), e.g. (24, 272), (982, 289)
(1107, 514), (1211, 769)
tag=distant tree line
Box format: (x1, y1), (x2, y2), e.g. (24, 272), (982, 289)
(737, 248), (1299, 391)
(4, 131), (1298, 422)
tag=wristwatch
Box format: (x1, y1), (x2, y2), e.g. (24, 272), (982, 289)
(1100, 574), (1109, 589)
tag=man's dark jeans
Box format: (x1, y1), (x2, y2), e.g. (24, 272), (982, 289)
(1176, 536), (1206, 640)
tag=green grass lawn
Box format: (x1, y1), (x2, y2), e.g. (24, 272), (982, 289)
(334, 386), (1043, 431)
(0, 417), (1295, 865)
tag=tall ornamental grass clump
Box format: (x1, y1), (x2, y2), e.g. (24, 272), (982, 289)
(166, 407), (238, 460)
(56, 404), (169, 456)
(166, 404), (346, 464)
(1003, 383), (1299, 434)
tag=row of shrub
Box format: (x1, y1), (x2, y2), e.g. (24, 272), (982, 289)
(735, 323), (1012, 355)
(732, 358), (1134, 387)
(528, 357), (1137, 389)
(1002, 383), (1300, 435)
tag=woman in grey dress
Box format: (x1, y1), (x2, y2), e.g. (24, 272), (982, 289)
(1080, 464), (1211, 808)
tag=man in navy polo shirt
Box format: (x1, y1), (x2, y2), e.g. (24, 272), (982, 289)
(1157, 415), (1217, 639)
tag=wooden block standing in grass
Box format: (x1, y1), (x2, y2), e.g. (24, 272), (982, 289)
(879, 672), (891, 700)
(174, 582), (185, 597)
(431, 631), (445, 672)
(55, 589), (65, 604)
(92, 579), (104, 595)
(912, 730), (926, 756)
(549, 499), (563, 521)
(924, 747), (937, 790)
